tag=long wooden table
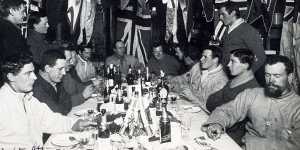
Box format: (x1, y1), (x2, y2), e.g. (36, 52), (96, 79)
(44, 96), (242, 150)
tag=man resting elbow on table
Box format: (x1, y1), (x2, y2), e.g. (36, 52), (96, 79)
(202, 55), (300, 150)
(0, 53), (96, 148)
(168, 46), (228, 111)
(33, 49), (95, 115)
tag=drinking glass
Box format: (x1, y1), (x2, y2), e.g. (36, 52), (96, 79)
(179, 115), (192, 139)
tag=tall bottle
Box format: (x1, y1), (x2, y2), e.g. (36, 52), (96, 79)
(160, 106), (171, 143)
(108, 64), (115, 88)
(156, 70), (169, 105)
(126, 65), (134, 85)
(103, 67), (110, 103)
(115, 86), (124, 104)
(115, 65), (122, 86)
(98, 109), (110, 138)
(145, 66), (151, 84)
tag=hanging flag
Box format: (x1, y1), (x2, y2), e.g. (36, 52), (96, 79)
(280, 0), (300, 92)
(200, 0), (214, 22)
(248, 0), (278, 36)
(116, 0), (151, 65)
(67, 0), (82, 35)
(77, 0), (96, 45)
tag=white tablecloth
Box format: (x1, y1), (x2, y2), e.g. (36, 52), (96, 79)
(45, 97), (242, 150)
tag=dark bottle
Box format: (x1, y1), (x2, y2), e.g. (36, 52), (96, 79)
(115, 65), (122, 86)
(155, 98), (162, 116)
(107, 64), (115, 88)
(126, 65), (134, 85)
(160, 106), (171, 143)
(98, 109), (110, 138)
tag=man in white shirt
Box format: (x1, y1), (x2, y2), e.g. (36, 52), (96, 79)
(169, 46), (228, 110)
(0, 53), (95, 148)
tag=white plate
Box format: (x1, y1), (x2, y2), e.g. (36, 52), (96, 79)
(51, 134), (78, 147)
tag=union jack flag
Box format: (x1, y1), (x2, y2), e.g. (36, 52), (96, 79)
(283, 0), (299, 23)
(67, 0), (82, 36)
(115, 1), (152, 65)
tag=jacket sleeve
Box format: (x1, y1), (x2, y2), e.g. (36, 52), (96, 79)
(35, 99), (77, 134)
(289, 105), (300, 148)
(33, 85), (65, 114)
(203, 88), (257, 129)
(244, 28), (266, 72)
(170, 63), (199, 92)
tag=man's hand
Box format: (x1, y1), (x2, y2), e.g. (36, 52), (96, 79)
(82, 84), (95, 99)
(180, 88), (197, 101)
(201, 123), (223, 140)
(72, 119), (97, 131)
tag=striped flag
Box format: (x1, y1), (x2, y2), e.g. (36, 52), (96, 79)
(280, 0), (300, 92)
(115, 1), (151, 65)
(67, 0), (82, 35)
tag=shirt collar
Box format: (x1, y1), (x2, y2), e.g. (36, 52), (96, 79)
(228, 18), (244, 34)
(3, 83), (33, 101)
(77, 54), (87, 64)
(202, 64), (223, 75)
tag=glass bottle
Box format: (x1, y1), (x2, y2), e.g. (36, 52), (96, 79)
(160, 106), (171, 143)
(98, 109), (110, 138)
(126, 65), (134, 85)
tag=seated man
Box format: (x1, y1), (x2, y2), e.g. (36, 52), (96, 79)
(0, 53), (94, 148)
(106, 40), (142, 75)
(206, 49), (260, 145)
(33, 49), (94, 115)
(75, 45), (96, 82)
(169, 46), (228, 110)
(148, 44), (181, 76)
(27, 12), (59, 64)
(202, 55), (300, 150)
(63, 47), (95, 107)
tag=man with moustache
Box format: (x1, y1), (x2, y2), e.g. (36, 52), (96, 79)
(202, 55), (300, 150)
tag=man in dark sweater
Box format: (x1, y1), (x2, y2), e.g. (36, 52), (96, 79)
(206, 49), (260, 146)
(219, 2), (266, 72)
(148, 44), (181, 77)
(33, 50), (73, 115)
(0, 0), (31, 61)
(33, 49), (94, 143)
(27, 12), (60, 64)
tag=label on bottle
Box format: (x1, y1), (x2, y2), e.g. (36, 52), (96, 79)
(108, 79), (114, 87)
(159, 88), (168, 99)
(160, 120), (171, 143)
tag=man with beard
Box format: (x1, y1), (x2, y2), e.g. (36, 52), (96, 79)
(202, 55), (300, 150)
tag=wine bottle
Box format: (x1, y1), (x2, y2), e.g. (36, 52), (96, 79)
(160, 106), (171, 143)
(156, 70), (169, 105)
(126, 65), (134, 85)
(108, 64), (115, 88)
(115, 87), (124, 104)
(98, 109), (110, 138)
(145, 66), (151, 84)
